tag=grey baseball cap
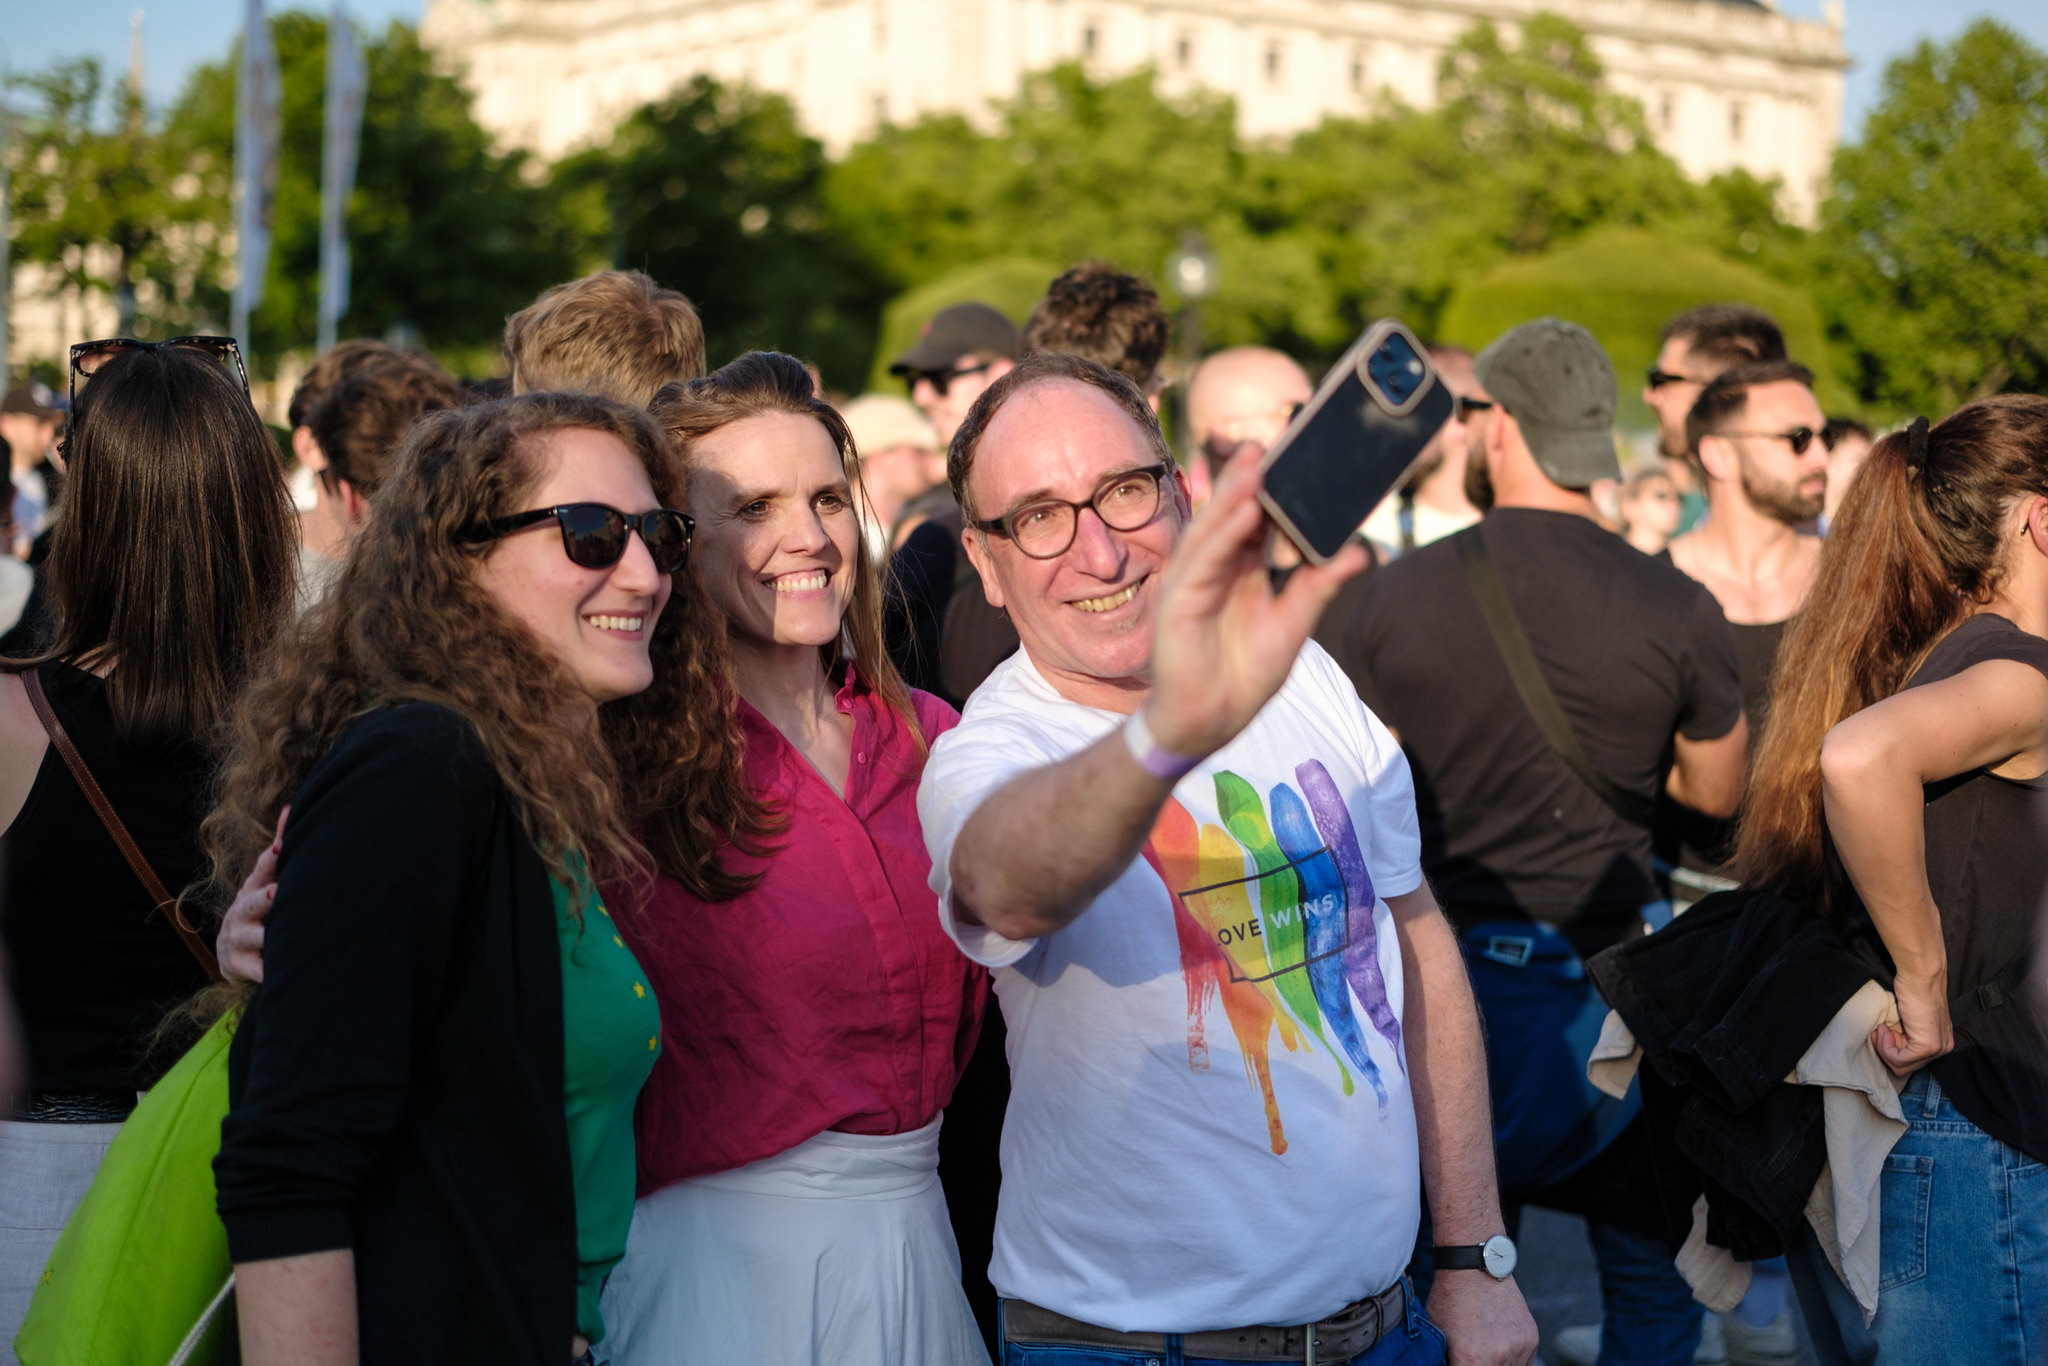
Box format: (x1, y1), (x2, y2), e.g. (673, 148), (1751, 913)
(1473, 317), (1620, 487)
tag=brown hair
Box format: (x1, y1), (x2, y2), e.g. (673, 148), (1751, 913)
(3, 346), (295, 748)
(1685, 358), (1816, 459)
(1660, 304), (1787, 378)
(505, 270), (707, 407)
(287, 339), (398, 431)
(206, 392), (770, 927)
(649, 352), (921, 740)
(1023, 262), (1171, 391)
(947, 351), (1171, 521)
(306, 349), (462, 498)
(1736, 394), (2048, 912)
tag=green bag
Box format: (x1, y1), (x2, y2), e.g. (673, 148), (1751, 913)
(14, 1013), (238, 1366)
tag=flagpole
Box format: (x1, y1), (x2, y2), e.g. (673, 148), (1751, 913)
(317, 1), (364, 355)
(231, 0), (255, 353)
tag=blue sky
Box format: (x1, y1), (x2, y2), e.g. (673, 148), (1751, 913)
(6, 0), (2046, 141)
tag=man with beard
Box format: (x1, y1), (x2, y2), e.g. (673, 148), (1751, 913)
(1665, 360), (1829, 737)
(1643, 306), (1786, 532)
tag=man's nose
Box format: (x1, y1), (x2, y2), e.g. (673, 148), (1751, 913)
(1066, 505), (1127, 577)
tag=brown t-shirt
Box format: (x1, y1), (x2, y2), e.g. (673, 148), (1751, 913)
(1904, 613), (2048, 1162)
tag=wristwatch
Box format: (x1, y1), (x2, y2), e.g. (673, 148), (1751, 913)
(1433, 1234), (1518, 1280)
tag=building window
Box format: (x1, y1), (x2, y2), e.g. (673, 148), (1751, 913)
(1176, 33), (1193, 70)
(1659, 92), (1674, 131)
(1729, 101), (1745, 141)
(1265, 41), (1283, 83)
(873, 93), (888, 126)
(1082, 23), (1098, 57)
(1351, 46), (1367, 92)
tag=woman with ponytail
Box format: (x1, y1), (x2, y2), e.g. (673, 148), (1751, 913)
(1736, 395), (2048, 1362)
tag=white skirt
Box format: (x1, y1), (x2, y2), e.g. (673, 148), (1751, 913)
(599, 1117), (990, 1366)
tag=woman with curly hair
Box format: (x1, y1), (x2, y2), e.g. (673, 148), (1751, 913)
(208, 392), (763, 1366)
(595, 353), (989, 1366)
(1736, 395), (2048, 1363)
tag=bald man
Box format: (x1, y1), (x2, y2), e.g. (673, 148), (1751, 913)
(1184, 346), (1313, 505)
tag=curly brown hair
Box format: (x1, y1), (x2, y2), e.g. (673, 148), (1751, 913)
(648, 351), (921, 741)
(204, 392), (770, 929)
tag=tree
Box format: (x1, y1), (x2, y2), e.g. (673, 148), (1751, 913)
(7, 58), (216, 337)
(162, 15), (579, 372)
(1813, 20), (2048, 415)
(555, 77), (883, 387)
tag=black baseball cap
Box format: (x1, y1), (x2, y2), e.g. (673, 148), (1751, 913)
(888, 303), (1021, 375)
(1473, 318), (1620, 487)
(2, 383), (58, 420)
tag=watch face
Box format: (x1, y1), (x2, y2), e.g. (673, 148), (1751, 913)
(1482, 1234), (1518, 1279)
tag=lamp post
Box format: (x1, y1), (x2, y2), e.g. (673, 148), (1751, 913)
(1164, 229), (1218, 457)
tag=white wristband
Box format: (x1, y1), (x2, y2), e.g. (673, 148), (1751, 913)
(1123, 706), (1201, 782)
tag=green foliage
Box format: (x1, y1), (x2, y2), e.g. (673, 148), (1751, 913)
(554, 77), (883, 389)
(162, 14), (577, 373)
(1438, 226), (1842, 432)
(862, 257), (1058, 393)
(7, 58), (216, 337)
(1813, 20), (2048, 416)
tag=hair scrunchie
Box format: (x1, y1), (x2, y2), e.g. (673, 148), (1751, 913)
(1905, 415), (1931, 474)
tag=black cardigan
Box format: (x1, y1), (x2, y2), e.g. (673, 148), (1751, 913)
(215, 704), (576, 1364)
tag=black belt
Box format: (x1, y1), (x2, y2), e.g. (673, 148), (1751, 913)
(1003, 1280), (1408, 1364)
(13, 1091), (138, 1123)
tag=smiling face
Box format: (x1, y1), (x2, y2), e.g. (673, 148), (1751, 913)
(960, 379), (1187, 699)
(684, 410), (859, 654)
(470, 426), (674, 705)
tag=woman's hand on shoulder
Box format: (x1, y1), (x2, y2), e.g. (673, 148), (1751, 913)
(219, 807), (288, 985)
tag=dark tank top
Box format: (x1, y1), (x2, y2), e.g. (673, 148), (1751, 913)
(0, 661), (216, 1094)
(1904, 614), (2048, 1162)
(1652, 612), (1791, 887)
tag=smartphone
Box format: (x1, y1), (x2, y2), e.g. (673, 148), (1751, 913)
(1255, 320), (1454, 565)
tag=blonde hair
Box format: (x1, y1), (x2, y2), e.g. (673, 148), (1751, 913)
(505, 270), (707, 407)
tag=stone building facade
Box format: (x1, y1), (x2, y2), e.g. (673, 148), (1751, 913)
(422, 0), (1848, 222)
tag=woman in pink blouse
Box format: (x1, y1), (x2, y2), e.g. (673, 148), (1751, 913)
(598, 353), (989, 1365)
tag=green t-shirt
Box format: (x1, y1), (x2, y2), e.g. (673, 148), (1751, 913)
(552, 861), (661, 1346)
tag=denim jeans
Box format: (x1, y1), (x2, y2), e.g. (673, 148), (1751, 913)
(1787, 1070), (2047, 1366)
(997, 1283), (1447, 1366)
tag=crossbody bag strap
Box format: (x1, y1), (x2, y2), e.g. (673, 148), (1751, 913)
(23, 669), (224, 982)
(1453, 526), (1652, 829)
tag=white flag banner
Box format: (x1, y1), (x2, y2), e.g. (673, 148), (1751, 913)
(232, 0), (282, 352)
(318, 3), (367, 354)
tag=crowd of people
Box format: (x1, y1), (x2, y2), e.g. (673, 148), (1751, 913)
(0, 254), (2040, 1366)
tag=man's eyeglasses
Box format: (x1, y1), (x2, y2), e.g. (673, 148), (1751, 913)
(461, 503), (694, 574)
(1451, 396), (1495, 422)
(69, 336), (249, 414)
(904, 360), (996, 399)
(1645, 366), (1707, 390)
(1716, 426), (1836, 457)
(972, 462), (1171, 560)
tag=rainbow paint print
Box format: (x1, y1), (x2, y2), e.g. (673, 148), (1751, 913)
(1141, 759), (1404, 1155)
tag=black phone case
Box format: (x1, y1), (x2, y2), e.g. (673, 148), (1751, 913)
(1255, 322), (1455, 565)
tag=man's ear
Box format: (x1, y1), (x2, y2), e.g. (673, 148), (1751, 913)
(292, 426), (328, 473)
(959, 524), (1005, 609)
(1696, 433), (1738, 485)
(1167, 464), (1194, 523)
(337, 479), (371, 526)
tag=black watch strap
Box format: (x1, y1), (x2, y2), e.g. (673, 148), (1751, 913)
(1432, 1244), (1487, 1271)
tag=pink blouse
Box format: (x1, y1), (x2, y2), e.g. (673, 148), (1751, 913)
(613, 678), (986, 1194)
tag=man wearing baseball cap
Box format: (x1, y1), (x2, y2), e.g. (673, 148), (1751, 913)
(888, 302), (1021, 448)
(1319, 318), (1748, 1366)
(2, 383), (62, 559)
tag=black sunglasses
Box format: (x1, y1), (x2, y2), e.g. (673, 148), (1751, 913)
(69, 336), (249, 414)
(1717, 426), (1836, 457)
(904, 360), (996, 399)
(1451, 395), (1495, 422)
(462, 504), (694, 574)
(1645, 366), (1707, 391)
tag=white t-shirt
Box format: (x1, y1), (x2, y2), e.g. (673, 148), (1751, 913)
(920, 642), (1425, 1333)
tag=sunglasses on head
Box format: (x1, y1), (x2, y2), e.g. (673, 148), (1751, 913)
(68, 336), (249, 414)
(904, 360), (996, 399)
(462, 503), (694, 574)
(1717, 426), (1836, 457)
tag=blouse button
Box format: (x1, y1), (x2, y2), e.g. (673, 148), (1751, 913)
(857, 752), (868, 763)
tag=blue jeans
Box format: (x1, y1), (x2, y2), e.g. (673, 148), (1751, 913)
(1787, 1070), (2047, 1366)
(998, 1284), (1447, 1366)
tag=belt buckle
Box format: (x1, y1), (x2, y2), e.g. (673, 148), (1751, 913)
(1482, 935), (1534, 968)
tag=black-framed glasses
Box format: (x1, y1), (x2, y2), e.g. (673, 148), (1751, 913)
(1451, 395), (1495, 422)
(461, 503), (694, 574)
(1645, 366), (1706, 390)
(1717, 426), (1836, 457)
(904, 360), (995, 399)
(69, 336), (249, 414)
(972, 462), (1171, 560)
